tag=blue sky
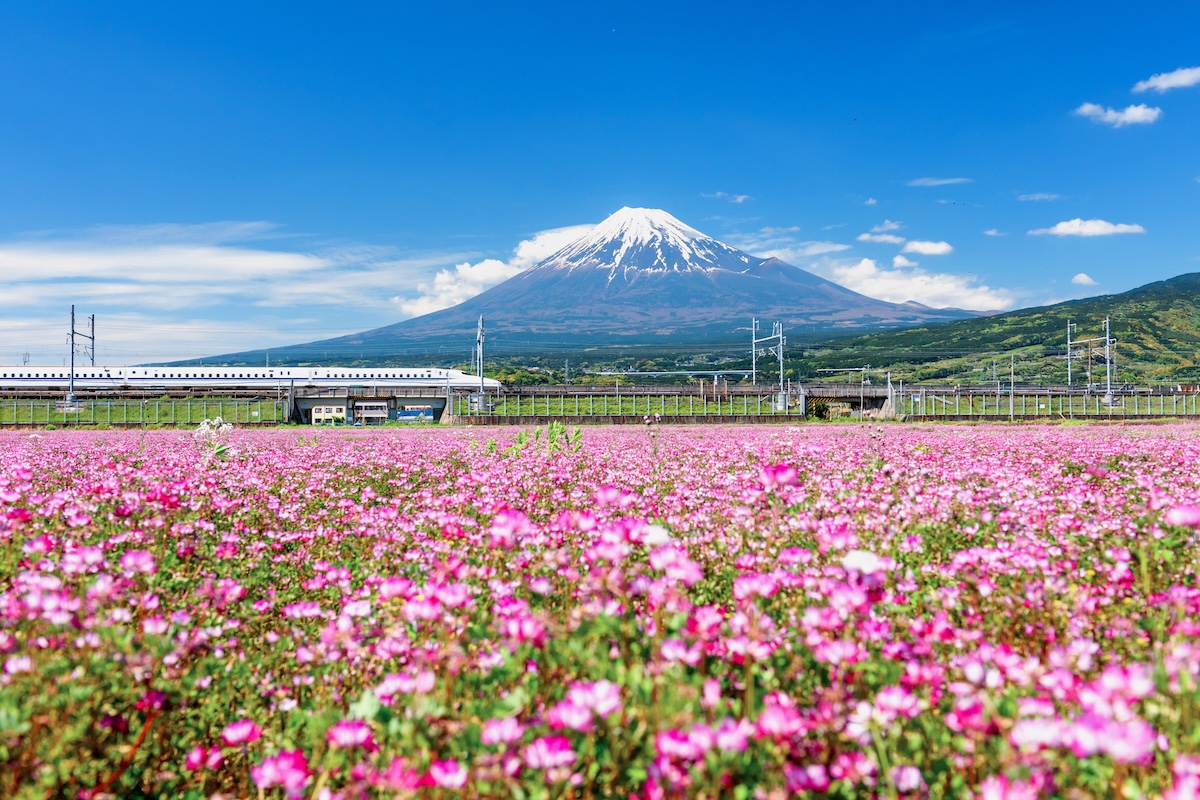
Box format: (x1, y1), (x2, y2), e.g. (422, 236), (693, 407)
(1, 2), (1198, 363)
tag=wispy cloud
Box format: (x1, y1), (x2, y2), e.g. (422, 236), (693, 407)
(1133, 66), (1200, 93)
(397, 224), (594, 317)
(864, 197), (878, 206)
(892, 255), (918, 267)
(1018, 193), (1061, 202)
(1029, 218), (1146, 236)
(0, 220), (521, 362)
(871, 219), (903, 232)
(902, 240), (954, 255)
(1072, 273), (1098, 286)
(906, 177), (972, 187)
(0, 312), (342, 365)
(1074, 102), (1161, 127)
(723, 227), (853, 264)
(702, 191), (753, 203)
(806, 256), (1012, 311)
(857, 233), (906, 245)
(983, 228), (1006, 237)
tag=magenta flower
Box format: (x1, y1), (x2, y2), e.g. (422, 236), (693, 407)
(546, 699), (594, 732)
(429, 759), (468, 789)
(221, 718), (263, 747)
(759, 463), (799, 490)
(1165, 505), (1200, 527)
(566, 680), (622, 718)
(481, 716), (525, 745)
(523, 735), (577, 770)
(252, 750), (311, 798)
(184, 746), (223, 771)
(326, 718), (378, 751)
(119, 549), (157, 575)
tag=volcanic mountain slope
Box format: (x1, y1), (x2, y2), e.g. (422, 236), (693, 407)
(199, 207), (980, 362)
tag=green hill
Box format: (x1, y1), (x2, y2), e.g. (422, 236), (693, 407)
(797, 273), (1200, 385)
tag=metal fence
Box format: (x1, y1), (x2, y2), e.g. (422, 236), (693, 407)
(453, 390), (798, 418)
(0, 398), (284, 427)
(898, 388), (1200, 419)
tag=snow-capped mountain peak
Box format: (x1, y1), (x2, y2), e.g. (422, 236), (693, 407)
(537, 206), (756, 277)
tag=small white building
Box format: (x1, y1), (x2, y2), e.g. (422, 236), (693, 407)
(311, 404), (347, 424)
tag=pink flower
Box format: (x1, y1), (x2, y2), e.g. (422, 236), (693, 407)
(546, 699), (594, 732)
(377, 757), (423, 791)
(1166, 755), (1200, 800)
(252, 750), (311, 798)
(890, 765), (925, 794)
(978, 775), (1040, 800)
(119, 550), (157, 575)
(326, 718), (378, 751)
(759, 463), (799, 491)
(221, 718), (263, 747)
(1165, 505), (1200, 527)
(1104, 718), (1158, 765)
(523, 735), (577, 770)
(714, 718), (752, 752)
(184, 746), (223, 771)
(566, 680), (622, 718)
(481, 716), (525, 745)
(785, 764), (830, 793)
(429, 759), (468, 789)
(490, 509), (530, 549)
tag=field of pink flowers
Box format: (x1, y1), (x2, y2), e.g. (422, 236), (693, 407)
(3, 423), (1200, 799)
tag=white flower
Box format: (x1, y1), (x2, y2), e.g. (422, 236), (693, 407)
(842, 550), (886, 575)
(641, 524), (672, 546)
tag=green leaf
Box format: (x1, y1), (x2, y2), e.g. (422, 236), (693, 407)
(348, 690), (382, 721)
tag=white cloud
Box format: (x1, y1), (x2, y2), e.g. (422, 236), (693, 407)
(702, 191), (753, 203)
(983, 228), (1006, 237)
(1074, 102), (1162, 127)
(1028, 218), (1146, 236)
(902, 240), (954, 255)
(864, 197), (878, 206)
(1133, 66), (1200, 93)
(1018, 193), (1061, 201)
(857, 233), (906, 245)
(779, 241), (853, 259)
(396, 224), (593, 317)
(1072, 273), (1098, 286)
(806, 257), (1012, 311)
(892, 255), (918, 268)
(0, 223), (482, 313)
(722, 226), (853, 262)
(906, 177), (972, 187)
(0, 220), (529, 362)
(871, 219), (903, 232)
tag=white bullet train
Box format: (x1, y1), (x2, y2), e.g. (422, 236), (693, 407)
(0, 365), (501, 391)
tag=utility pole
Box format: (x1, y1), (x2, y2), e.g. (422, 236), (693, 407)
(476, 315), (485, 396)
(69, 305), (76, 403)
(774, 322), (786, 397)
(565, 359), (570, 385)
(1010, 353), (1015, 421)
(751, 318), (759, 385)
(1104, 315), (1113, 406)
(1066, 320), (1076, 387)
(67, 305), (95, 403)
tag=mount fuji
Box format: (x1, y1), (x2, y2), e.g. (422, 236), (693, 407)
(203, 207), (980, 361)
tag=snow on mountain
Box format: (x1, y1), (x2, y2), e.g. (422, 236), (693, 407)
(536, 207), (757, 279)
